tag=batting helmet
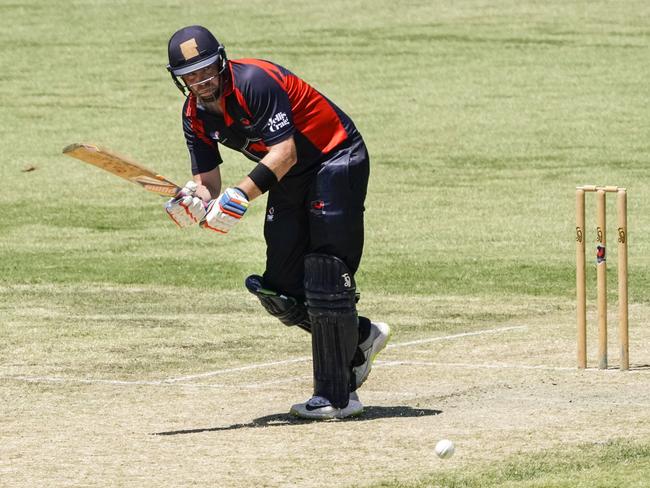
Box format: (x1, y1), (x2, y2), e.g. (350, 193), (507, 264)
(166, 25), (227, 95)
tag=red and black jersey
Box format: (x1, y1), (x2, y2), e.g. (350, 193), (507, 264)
(181, 59), (360, 175)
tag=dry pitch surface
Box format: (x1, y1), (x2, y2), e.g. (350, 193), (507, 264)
(2, 287), (650, 488)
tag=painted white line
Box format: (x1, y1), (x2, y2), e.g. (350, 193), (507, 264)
(1, 325), (528, 387)
(0, 376), (252, 389)
(376, 360), (575, 372)
(386, 325), (527, 349)
(163, 357), (311, 383)
(507, 396), (650, 408)
(239, 376), (312, 389)
(10, 310), (226, 321)
(162, 325), (527, 382)
(3, 376), (161, 386)
(0, 374), (313, 389)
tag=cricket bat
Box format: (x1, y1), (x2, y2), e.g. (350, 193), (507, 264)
(62, 143), (182, 197)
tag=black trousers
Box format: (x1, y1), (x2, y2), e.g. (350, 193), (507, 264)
(262, 136), (369, 298)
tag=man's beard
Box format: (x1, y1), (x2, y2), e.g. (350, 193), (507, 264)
(197, 85), (221, 103)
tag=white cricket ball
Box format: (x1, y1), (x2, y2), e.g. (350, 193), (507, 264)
(435, 439), (455, 459)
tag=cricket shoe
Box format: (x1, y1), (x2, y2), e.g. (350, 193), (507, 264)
(354, 321), (391, 389)
(290, 392), (363, 420)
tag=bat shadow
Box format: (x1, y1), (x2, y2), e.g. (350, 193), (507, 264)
(152, 405), (443, 436)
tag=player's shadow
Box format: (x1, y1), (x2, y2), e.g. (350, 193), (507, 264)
(152, 406), (442, 436)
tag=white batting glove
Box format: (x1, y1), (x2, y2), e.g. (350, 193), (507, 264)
(200, 187), (249, 234)
(164, 181), (207, 228)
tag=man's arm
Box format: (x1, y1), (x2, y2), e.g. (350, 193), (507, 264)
(193, 166), (222, 201)
(235, 136), (297, 201)
(199, 136), (296, 234)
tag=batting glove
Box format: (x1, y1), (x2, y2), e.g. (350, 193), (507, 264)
(200, 187), (249, 234)
(165, 181), (207, 228)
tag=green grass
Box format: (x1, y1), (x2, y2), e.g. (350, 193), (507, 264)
(3, 0), (649, 301)
(2, 0), (650, 487)
(367, 440), (650, 488)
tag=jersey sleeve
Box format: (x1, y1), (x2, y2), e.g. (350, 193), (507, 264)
(241, 67), (295, 146)
(182, 108), (223, 175)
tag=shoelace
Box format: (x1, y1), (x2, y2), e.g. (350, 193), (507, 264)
(308, 396), (331, 407)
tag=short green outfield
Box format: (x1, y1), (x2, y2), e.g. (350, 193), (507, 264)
(370, 440), (650, 488)
(2, 1), (650, 487)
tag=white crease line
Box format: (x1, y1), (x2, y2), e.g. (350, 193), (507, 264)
(375, 360), (645, 373)
(0, 374), (311, 389)
(385, 325), (527, 349)
(507, 396), (650, 408)
(0, 376), (288, 389)
(375, 360), (575, 372)
(11, 312), (234, 321)
(163, 325), (528, 382)
(1, 325), (528, 387)
(2, 376), (161, 386)
(240, 376), (312, 389)
(163, 357), (311, 383)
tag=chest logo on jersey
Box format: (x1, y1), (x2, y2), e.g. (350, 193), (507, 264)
(209, 130), (229, 144)
(267, 112), (290, 133)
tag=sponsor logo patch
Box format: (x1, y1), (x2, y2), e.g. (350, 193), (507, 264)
(266, 206), (275, 222)
(180, 38), (199, 60)
(267, 112), (290, 133)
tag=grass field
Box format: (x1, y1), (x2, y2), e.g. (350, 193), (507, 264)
(2, 1), (650, 487)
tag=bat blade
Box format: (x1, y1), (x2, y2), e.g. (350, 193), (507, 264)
(62, 143), (182, 197)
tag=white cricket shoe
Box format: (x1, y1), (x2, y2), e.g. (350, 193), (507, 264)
(290, 392), (363, 420)
(354, 321), (391, 389)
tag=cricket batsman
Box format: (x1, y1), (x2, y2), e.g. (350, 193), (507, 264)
(164, 25), (390, 419)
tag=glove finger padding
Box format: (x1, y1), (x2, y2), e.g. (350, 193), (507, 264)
(165, 194), (206, 228)
(182, 180), (198, 196)
(200, 188), (249, 234)
(179, 196), (206, 222)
